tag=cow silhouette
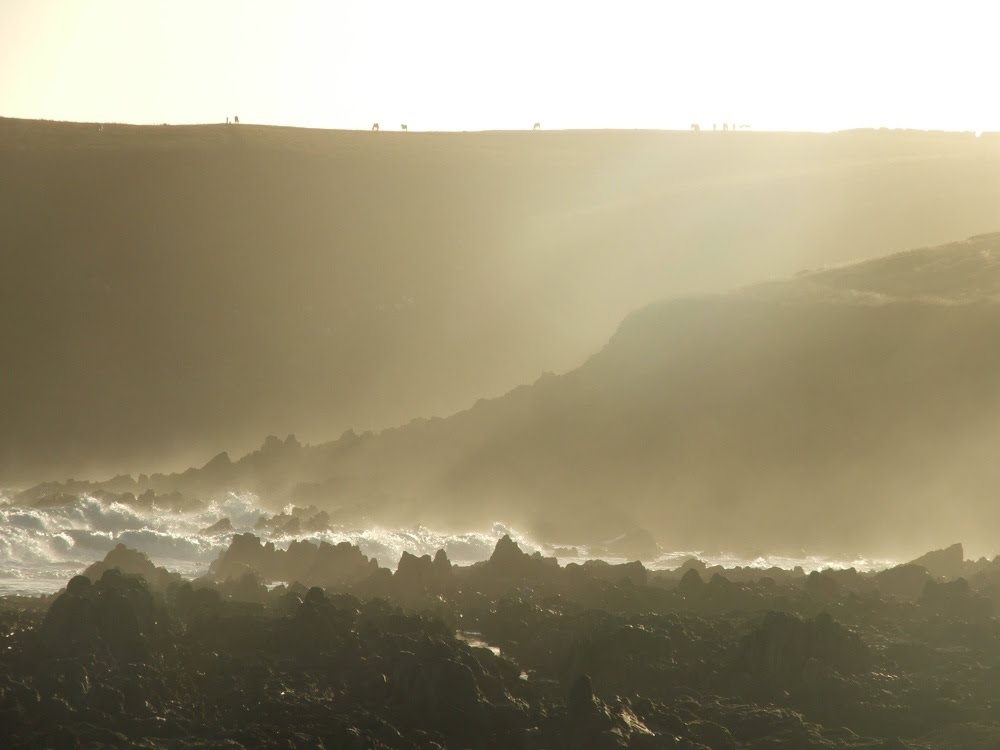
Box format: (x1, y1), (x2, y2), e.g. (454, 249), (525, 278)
(371, 122), (379, 132)
(401, 124), (408, 131)
(533, 122), (541, 130)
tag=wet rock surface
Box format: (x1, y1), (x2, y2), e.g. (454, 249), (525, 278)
(4, 538), (1000, 748)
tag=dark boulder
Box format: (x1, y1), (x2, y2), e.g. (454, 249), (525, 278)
(740, 611), (870, 682)
(394, 550), (454, 598)
(82, 543), (181, 592)
(210, 533), (278, 581)
(906, 543), (968, 580)
(470, 535), (560, 593)
(305, 541), (379, 589)
(679, 568), (705, 597)
(804, 570), (842, 603)
(576, 559), (649, 586)
(920, 577), (993, 620)
(874, 564), (931, 602)
(42, 569), (155, 661)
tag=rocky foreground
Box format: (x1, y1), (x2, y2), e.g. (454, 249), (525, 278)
(3, 537), (1000, 749)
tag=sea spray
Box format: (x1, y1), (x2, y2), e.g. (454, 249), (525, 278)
(0, 492), (544, 594)
(0, 491), (896, 596)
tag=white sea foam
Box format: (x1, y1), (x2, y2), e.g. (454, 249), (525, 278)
(0, 490), (897, 597)
(0, 492), (542, 595)
(265, 522), (539, 569)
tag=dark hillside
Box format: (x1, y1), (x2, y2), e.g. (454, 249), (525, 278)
(63, 234), (1000, 559)
(3, 118), (999, 484)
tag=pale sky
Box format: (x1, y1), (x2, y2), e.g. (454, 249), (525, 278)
(1, 0), (996, 132)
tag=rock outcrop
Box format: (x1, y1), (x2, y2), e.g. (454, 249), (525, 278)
(81, 544), (181, 592)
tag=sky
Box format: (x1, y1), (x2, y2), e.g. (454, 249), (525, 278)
(1, 0), (996, 133)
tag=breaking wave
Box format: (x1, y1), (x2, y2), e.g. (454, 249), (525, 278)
(0, 491), (540, 595)
(0, 490), (895, 597)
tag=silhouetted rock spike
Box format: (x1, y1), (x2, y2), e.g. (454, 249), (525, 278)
(490, 534), (525, 563)
(569, 674), (596, 716)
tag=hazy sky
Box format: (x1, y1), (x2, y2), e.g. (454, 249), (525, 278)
(1, 0), (996, 132)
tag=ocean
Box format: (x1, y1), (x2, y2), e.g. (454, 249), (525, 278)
(0, 491), (897, 597)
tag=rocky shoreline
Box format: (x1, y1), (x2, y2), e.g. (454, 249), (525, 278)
(3, 536), (999, 748)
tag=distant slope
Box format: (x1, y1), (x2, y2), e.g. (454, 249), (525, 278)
(83, 233), (1000, 559)
(4, 118), (1000, 485)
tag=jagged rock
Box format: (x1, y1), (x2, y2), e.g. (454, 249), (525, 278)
(210, 533), (278, 581)
(907, 543), (966, 580)
(677, 557), (707, 573)
(740, 611), (870, 682)
(920, 577), (993, 620)
(280, 538), (320, 581)
(874, 564), (932, 602)
(41, 576), (100, 652)
(492, 534), (529, 567)
(42, 569), (155, 661)
(563, 675), (654, 748)
(679, 568), (705, 597)
(208, 533), (379, 589)
(574, 559), (649, 586)
(804, 570), (842, 602)
(688, 720), (735, 750)
(569, 673), (598, 714)
(250, 434), (303, 465)
(0, 544), (955, 750)
(201, 451), (232, 471)
(394, 550), (454, 598)
(261, 435), (284, 453)
(82, 543), (181, 592)
(569, 625), (672, 694)
(566, 674), (621, 746)
(302, 510), (331, 532)
(305, 541), (379, 589)
(222, 570), (269, 604)
(473, 534), (560, 590)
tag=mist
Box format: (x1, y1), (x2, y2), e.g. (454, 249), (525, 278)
(6, 91), (1000, 750)
(3, 120), (999, 488)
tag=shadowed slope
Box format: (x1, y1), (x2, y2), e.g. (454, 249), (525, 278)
(57, 233), (1000, 559)
(4, 119), (1000, 484)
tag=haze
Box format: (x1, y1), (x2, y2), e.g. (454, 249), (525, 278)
(3, 0), (998, 132)
(4, 2), (1000, 558)
(9, 6), (1000, 748)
